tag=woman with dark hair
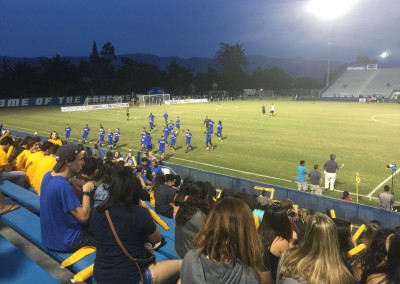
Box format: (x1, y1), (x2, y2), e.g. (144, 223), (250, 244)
(353, 223), (381, 282)
(181, 197), (272, 283)
(93, 161), (123, 208)
(333, 218), (353, 266)
(48, 131), (63, 146)
(89, 167), (181, 284)
(258, 204), (295, 281)
(360, 229), (396, 284)
(175, 181), (211, 258)
(362, 230), (400, 284)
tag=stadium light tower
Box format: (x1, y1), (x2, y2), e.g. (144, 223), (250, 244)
(380, 52), (389, 63)
(307, 0), (359, 86)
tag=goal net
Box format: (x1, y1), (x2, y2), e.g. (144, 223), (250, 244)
(138, 94), (171, 107)
(83, 96), (129, 111)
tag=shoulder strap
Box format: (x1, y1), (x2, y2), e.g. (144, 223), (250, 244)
(105, 209), (144, 283)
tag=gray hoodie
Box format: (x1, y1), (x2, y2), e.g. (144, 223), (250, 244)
(181, 250), (260, 284)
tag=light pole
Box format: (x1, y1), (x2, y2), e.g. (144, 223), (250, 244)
(380, 52), (389, 63)
(307, 0), (359, 86)
(326, 20), (332, 86)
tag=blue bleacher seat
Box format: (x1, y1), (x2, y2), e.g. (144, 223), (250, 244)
(0, 234), (58, 283)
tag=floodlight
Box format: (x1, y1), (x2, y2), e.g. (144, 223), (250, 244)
(307, 0), (359, 20)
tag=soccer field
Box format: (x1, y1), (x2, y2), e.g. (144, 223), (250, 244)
(2, 100), (400, 206)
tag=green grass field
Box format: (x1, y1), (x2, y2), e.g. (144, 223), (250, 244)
(2, 100), (400, 206)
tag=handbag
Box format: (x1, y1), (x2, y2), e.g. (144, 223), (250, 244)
(105, 209), (156, 284)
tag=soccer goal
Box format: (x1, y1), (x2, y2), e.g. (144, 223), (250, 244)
(137, 94), (170, 107)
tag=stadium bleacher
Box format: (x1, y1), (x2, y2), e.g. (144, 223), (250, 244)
(321, 67), (400, 99)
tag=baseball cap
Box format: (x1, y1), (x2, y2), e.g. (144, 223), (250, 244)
(53, 144), (80, 172)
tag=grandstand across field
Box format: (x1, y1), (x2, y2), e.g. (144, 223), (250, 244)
(321, 65), (400, 99)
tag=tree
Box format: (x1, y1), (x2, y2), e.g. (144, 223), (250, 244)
(166, 60), (193, 93)
(100, 42), (116, 62)
(215, 42), (248, 89)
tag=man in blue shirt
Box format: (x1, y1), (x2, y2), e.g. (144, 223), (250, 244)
(297, 160), (308, 191)
(163, 124), (171, 139)
(205, 127), (214, 151)
(81, 124), (90, 144)
(158, 135), (168, 162)
(113, 128), (121, 149)
(107, 128), (114, 150)
(176, 117), (181, 133)
(40, 144), (95, 252)
(163, 111), (168, 124)
(97, 125), (105, 147)
(217, 120), (223, 141)
(170, 130), (177, 152)
(185, 129), (192, 153)
(64, 125), (72, 142)
(208, 119), (215, 136)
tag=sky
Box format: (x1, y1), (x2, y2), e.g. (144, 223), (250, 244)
(1, 0), (399, 63)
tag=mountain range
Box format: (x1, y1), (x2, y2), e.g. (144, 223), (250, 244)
(0, 53), (385, 80)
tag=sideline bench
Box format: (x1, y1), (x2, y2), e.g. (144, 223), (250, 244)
(0, 234), (58, 284)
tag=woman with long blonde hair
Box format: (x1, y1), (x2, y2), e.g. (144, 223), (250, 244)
(277, 213), (354, 284)
(181, 197), (272, 283)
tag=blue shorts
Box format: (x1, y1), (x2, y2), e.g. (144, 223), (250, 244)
(139, 268), (153, 284)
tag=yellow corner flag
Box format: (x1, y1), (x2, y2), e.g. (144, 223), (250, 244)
(355, 172), (360, 203)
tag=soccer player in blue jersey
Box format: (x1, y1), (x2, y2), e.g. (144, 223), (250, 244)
(144, 132), (153, 154)
(149, 113), (155, 133)
(140, 127), (147, 151)
(217, 120), (223, 141)
(176, 117), (181, 133)
(170, 130), (177, 152)
(163, 111), (168, 124)
(107, 128), (114, 150)
(64, 125), (72, 142)
(205, 127), (214, 151)
(113, 128), (121, 149)
(208, 119), (215, 136)
(169, 120), (174, 131)
(81, 124), (90, 144)
(158, 135), (168, 162)
(97, 125), (105, 147)
(185, 129), (192, 153)
(163, 124), (170, 139)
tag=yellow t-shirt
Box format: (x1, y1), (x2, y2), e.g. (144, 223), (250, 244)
(16, 149), (31, 171)
(32, 155), (56, 195)
(0, 147), (8, 171)
(6, 145), (14, 159)
(48, 138), (63, 146)
(25, 152), (44, 186)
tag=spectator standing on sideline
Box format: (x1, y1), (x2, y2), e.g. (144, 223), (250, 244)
(40, 144), (96, 252)
(64, 125), (72, 142)
(308, 164), (322, 195)
(297, 160), (307, 191)
(323, 154), (343, 191)
(378, 185), (394, 210)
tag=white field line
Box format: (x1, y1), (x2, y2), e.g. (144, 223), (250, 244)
(371, 114), (400, 127)
(367, 168), (400, 197)
(169, 156), (293, 183)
